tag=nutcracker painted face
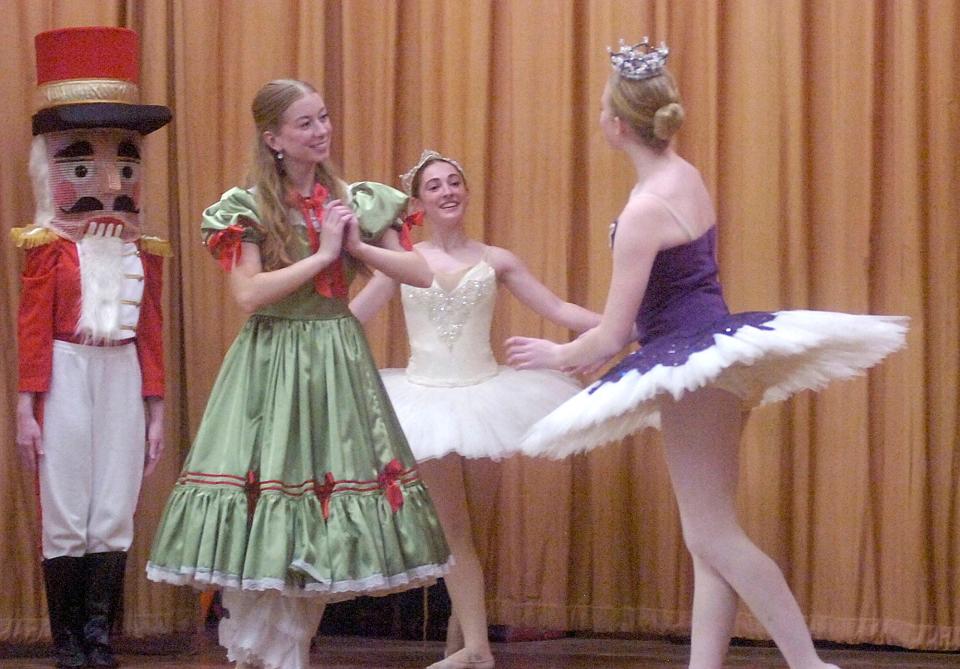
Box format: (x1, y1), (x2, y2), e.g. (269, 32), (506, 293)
(29, 27), (171, 242)
(39, 129), (143, 241)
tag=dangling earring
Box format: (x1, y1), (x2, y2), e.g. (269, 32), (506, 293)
(276, 151), (284, 161)
(274, 150), (285, 175)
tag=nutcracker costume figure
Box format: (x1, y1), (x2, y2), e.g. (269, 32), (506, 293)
(11, 27), (171, 669)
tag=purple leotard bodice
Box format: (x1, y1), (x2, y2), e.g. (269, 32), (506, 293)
(595, 222), (774, 387)
(635, 226), (729, 345)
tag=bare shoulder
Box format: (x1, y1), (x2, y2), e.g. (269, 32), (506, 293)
(625, 163), (715, 248)
(483, 244), (521, 271)
(617, 193), (675, 237)
(486, 246), (540, 284)
(415, 239), (488, 273)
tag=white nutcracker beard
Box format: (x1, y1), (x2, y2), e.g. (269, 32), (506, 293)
(76, 235), (125, 341)
(29, 136), (55, 228)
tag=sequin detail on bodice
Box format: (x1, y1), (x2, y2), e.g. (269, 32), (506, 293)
(400, 260), (498, 387)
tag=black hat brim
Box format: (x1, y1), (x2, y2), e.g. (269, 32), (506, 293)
(32, 102), (172, 136)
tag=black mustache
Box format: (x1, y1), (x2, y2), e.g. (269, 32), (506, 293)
(59, 196), (140, 215)
(61, 197), (103, 214)
(113, 196), (140, 214)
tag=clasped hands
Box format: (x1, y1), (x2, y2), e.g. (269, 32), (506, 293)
(313, 199), (363, 257)
(506, 331), (609, 377)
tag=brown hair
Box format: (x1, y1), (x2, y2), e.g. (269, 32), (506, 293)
(607, 69), (684, 152)
(248, 79), (348, 270)
(409, 157), (468, 199)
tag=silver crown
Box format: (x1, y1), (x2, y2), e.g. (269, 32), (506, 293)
(608, 37), (669, 80)
(400, 149), (465, 196)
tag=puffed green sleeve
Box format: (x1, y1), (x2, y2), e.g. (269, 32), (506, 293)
(348, 181), (409, 243)
(200, 187), (266, 268)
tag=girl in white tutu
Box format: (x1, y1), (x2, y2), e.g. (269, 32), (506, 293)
(507, 39), (906, 669)
(351, 150), (599, 669)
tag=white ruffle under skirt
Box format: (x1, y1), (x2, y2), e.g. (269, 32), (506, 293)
(520, 310), (909, 459)
(380, 366), (581, 461)
(220, 589), (326, 669)
(145, 558), (451, 600)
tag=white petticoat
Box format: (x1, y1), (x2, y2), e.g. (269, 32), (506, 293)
(520, 310), (909, 459)
(220, 589), (326, 669)
(380, 366), (581, 461)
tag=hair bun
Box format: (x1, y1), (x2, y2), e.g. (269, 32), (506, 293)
(653, 102), (684, 140)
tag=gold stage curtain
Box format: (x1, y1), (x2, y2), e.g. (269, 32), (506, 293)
(1, 0), (957, 650)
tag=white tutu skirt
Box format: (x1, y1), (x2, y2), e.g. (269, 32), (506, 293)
(380, 366), (581, 461)
(521, 310), (909, 459)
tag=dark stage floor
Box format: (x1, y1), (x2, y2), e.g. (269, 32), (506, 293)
(2, 635), (958, 668)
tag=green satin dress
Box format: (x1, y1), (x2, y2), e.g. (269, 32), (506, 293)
(146, 183), (450, 600)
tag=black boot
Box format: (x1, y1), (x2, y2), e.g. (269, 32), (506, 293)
(42, 557), (87, 668)
(82, 551), (127, 668)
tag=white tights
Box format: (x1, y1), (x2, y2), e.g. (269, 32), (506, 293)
(660, 387), (840, 669)
(418, 455), (494, 663)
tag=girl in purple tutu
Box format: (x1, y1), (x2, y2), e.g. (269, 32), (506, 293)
(507, 38), (906, 669)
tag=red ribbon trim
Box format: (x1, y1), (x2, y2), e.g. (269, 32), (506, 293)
(378, 459), (406, 513)
(314, 472), (336, 520)
(399, 210), (424, 251)
(206, 223), (246, 271)
(291, 184), (350, 299)
(179, 465), (418, 519)
(244, 470), (260, 522)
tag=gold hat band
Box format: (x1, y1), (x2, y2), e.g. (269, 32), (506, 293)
(36, 78), (139, 111)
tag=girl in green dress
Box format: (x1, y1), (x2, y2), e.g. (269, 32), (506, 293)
(146, 79), (450, 669)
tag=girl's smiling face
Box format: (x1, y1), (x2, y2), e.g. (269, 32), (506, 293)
(415, 160), (468, 226)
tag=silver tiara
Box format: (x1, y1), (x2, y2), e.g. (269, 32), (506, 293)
(608, 37), (669, 80)
(399, 149), (465, 196)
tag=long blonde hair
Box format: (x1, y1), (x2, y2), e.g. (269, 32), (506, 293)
(248, 79), (348, 270)
(608, 69), (684, 152)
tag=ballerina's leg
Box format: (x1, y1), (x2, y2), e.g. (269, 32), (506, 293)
(660, 387), (840, 669)
(418, 455), (494, 668)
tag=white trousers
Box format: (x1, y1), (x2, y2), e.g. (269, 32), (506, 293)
(220, 590), (327, 669)
(39, 340), (145, 558)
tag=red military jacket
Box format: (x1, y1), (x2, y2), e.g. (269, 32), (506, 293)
(13, 227), (168, 397)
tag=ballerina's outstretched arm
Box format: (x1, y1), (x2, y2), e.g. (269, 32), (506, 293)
(506, 194), (674, 373)
(486, 245), (600, 333)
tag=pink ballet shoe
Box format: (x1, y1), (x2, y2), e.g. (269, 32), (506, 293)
(426, 649), (494, 669)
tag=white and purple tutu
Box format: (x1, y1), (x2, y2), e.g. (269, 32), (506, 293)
(521, 225), (908, 458)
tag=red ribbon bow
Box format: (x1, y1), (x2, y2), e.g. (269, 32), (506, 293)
(292, 183), (349, 299)
(398, 210), (424, 251)
(244, 470), (260, 521)
(297, 183), (329, 213)
(378, 459), (406, 513)
(314, 472), (336, 521)
(207, 223), (246, 271)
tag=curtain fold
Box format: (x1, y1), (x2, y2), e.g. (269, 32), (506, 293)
(1, 0), (957, 650)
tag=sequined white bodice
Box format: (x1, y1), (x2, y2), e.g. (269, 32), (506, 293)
(401, 260), (498, 387)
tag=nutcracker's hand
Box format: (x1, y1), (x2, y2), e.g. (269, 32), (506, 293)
(85, 220), (124, 238)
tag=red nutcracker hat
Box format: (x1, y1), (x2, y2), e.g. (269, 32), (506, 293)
(31, 26), (171, 136)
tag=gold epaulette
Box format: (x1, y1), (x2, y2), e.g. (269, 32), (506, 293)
(140, 236), (173, 257)
(10, 226), (58, 249)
